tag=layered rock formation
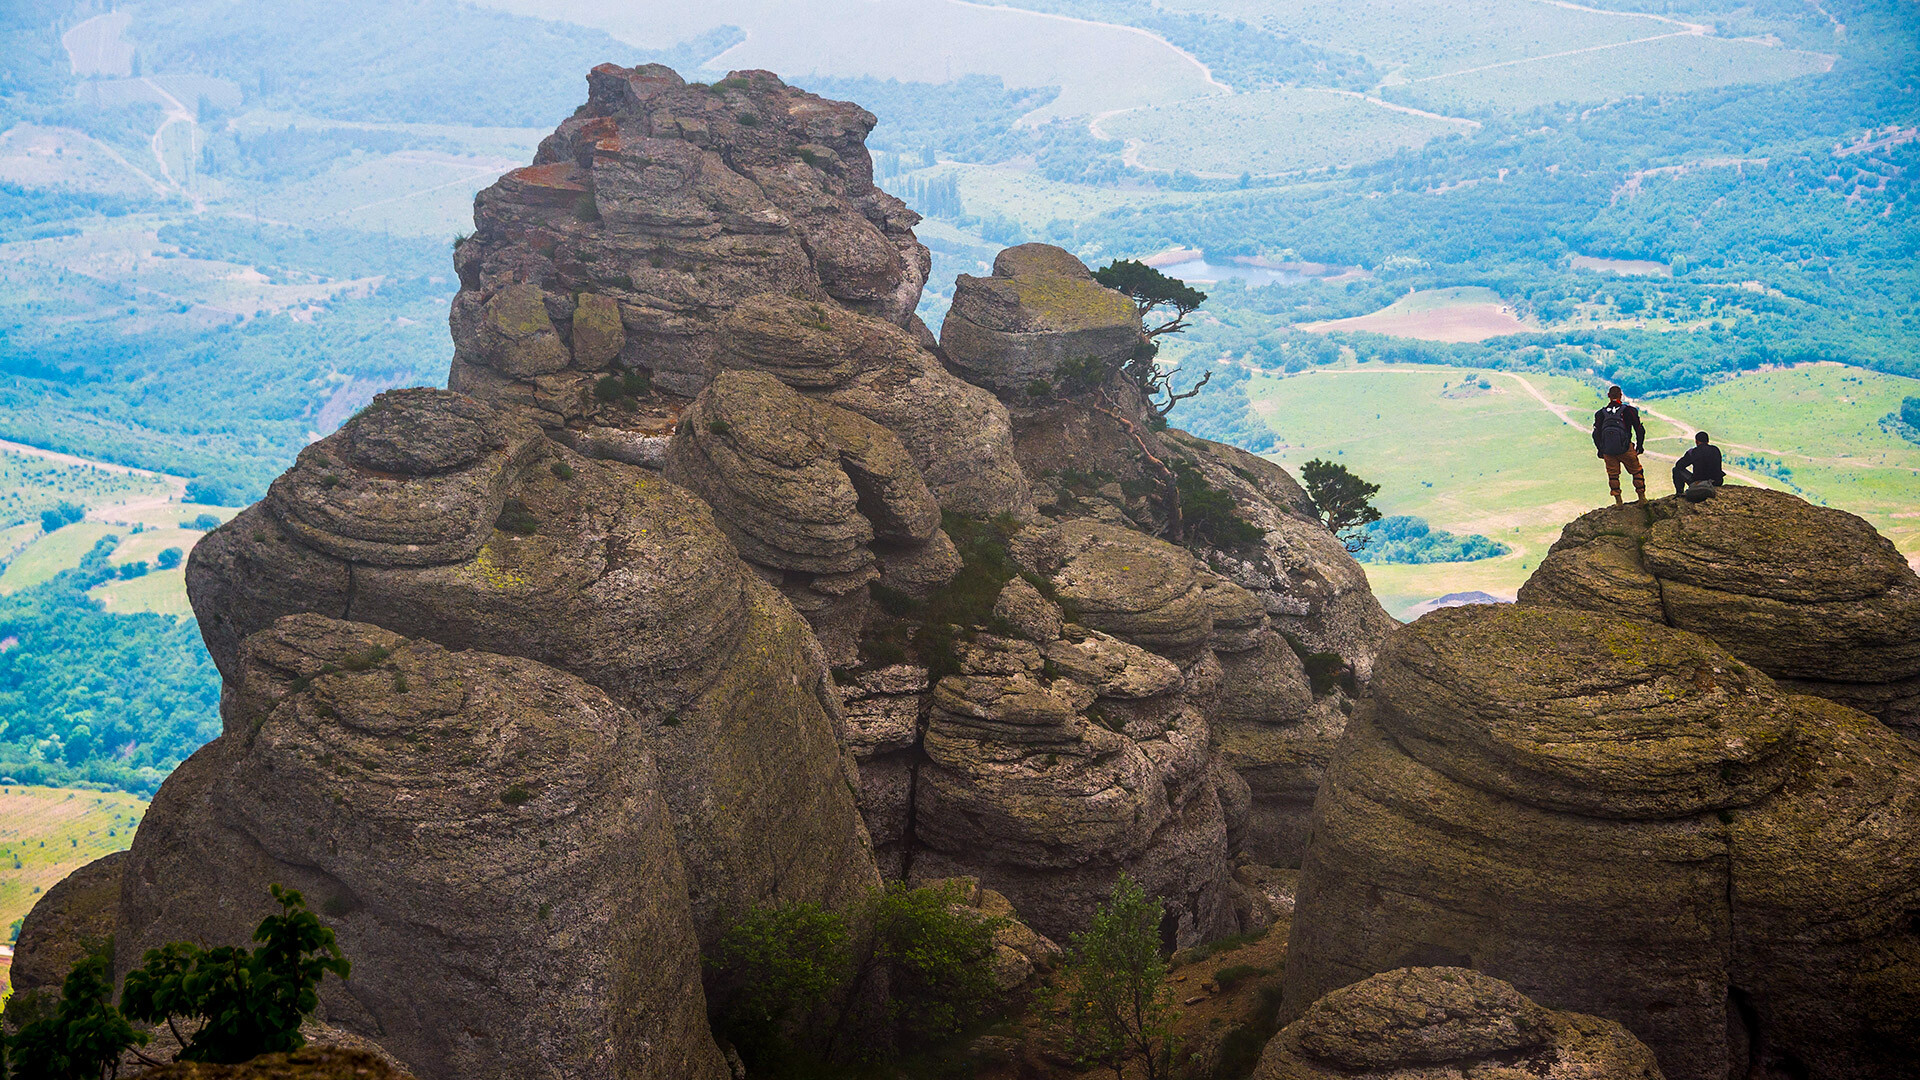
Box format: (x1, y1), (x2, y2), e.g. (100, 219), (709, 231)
(939, 243), (1142, 396)
(1282, 603), (1920, 1080)
(1255, 967), (1662, 1080)
(10, 66), (1399, 1080)
(125, 613), (730, 1079)
(1519, 488), (1920, 731)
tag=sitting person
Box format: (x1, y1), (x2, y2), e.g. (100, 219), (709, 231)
(1672, 431), (1726, 496)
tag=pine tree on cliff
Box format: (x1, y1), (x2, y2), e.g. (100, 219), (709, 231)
(1094, 260), (1211, 420)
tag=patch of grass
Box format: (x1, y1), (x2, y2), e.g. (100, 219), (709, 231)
(1212, 964), (1273, 990)
(549, 461), (575, 481)
(1104, 88), (1464, 178)
(500, 783), (532, 806)
(495, 498), (539, 536)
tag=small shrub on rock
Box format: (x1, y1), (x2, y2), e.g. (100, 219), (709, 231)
(7, 944), (147, 1080)
(119, 885), (351, 1064)
(1055, 873), (1180, 1080)
(707, 880), (1005, 1072)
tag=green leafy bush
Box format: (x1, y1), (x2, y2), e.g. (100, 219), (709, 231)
(1055, 873), (1180, 1080)
(119, 885), (351, 1064)
(707, 880), (1005, 1071)
(1171, 461), (1263, 549)
(7, 945), (147, 1080)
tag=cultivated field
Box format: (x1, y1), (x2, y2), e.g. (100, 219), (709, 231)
(1099, 89), (1469, 177)
(1249, 365), (1609, 616)
(0, 449), (168, 534)
(1655, 365), (1920, 560)
(0, 443), (233, 613)
(1298, 286), (1531, 342)
(0, 785), (147, 990)
(1396, 31), (1835, 114)
(1248, 362), (1920, 617)
(1160, 0), (1681, 78)
(472, 0), (1228, 122)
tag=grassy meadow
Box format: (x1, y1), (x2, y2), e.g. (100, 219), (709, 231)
(0, 786), (146, 993)
(1247, 362), (1920, 619)
(0, 449), (233, 613)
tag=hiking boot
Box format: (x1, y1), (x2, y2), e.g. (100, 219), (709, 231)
(1612, 492), (1624, 506)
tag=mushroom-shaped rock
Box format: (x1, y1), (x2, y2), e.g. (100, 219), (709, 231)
(1520, 488), (1920, 730)
(116, 616), (728, 1080)
(1255, 967), (1661, 1080)
(939, 243), (1142, 398)
(1015, 520), (1214, 659)
(1282, 603), (1920, 1080)
(10, 851), (124, 1001)
(264, 388), (547, 569)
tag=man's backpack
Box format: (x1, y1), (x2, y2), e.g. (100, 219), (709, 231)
(1598, 404), (1632, 456)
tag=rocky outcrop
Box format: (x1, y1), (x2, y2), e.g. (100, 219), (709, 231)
(1255, 967), (1662, 1080)
(120, 615), (728, 1080)
(184, 391), (877, 949)
(939, 243), (1142, 397)
(1281, 603), (1920, 1080)
(665, 369), (952, 663)
(444, 63), (1027, 524)
(94, 70), (1405, 1080)
(9, 850), (123, 1000)
(1519, 488), (1920, 731)
(908, 598), (1237, 946)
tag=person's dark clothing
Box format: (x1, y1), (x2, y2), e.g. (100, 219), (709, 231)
(1673, 443), (1725, 495)
(1592, 402), (1646, 456)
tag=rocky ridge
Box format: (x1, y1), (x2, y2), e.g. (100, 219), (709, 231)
(1519, 488), (1920, 731)
(7, 66), (1396, 1080)
(1281, 601), (1920, 1080)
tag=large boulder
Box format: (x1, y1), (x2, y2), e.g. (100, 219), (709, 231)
(9, 851), (124, 1000)
(186, 389), (878, 950)
(938, 243), (1142, 398)
(120, 616), (727, 1080)
(1281, 603), (1920, 1080)
(1255, 967), (1662, 1080)
(1519, 488), (1920, 731)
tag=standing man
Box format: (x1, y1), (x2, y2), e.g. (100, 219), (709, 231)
(1672, 430), (1726, 496)
(1592, 385), (1647, 505)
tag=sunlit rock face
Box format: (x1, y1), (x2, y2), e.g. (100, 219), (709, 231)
(1520, 487), (1920, 732)
(1282, 603), (1920, 1080)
